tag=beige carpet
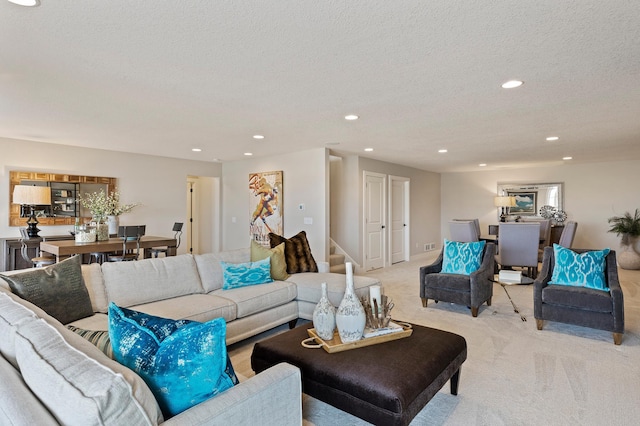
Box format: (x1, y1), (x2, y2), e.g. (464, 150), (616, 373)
(228, 255), (640, 425)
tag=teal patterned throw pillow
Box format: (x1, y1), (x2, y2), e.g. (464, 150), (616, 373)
(108, 303), (238, 418)
(221, 257), (273, 290)
(550, 244), (611, 291)
(441, 239), (486, 275)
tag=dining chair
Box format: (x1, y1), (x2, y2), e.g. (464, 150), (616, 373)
(449, 221), (479, 242)
(452, 218), (481, 240)
(495, 222), (541, 278)
(150, 222), (183, 258)
(108, 225), (146, 262)
(19, 228), (55, 268)
(558, 221), (578, 248)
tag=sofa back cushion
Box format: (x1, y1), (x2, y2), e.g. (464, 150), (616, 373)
(0, 288), (163, 424)
(0, 353), (59, 426)
(194, 248), (250, 293)
(81, 263), (109, 313)
(15, 318), (156, 425)
(102, 254), (204, 308)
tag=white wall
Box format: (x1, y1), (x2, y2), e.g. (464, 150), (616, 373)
(1, 137), (220, 254)
(441, 160), (640, 250)
(329, 153), (441, 266)
(221, 148), (328, 261)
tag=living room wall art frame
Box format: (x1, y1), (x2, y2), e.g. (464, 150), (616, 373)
(249, 171), (283, 247)
(507, 191), (537, 215)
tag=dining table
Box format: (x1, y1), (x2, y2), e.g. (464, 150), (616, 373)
(40, 236), (178, 262)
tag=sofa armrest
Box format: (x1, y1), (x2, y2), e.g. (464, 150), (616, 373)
(606, 251), (624, 333)
(162, 363), (302, 426)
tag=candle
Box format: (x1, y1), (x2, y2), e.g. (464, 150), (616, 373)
(369, 285), (381, 312)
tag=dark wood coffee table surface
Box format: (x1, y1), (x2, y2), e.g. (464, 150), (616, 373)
(251, 322), (467, 426)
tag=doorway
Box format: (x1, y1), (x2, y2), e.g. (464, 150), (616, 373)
(389, 175), (410, 264)
(363, 171), (386, 271)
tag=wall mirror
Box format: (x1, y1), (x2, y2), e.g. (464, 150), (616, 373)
(9, 171), (116, 227)
(497, 182), (564, 219)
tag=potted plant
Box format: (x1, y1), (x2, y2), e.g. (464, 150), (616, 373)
(79, 189), (139, 239)
(607, 209), (640, 270)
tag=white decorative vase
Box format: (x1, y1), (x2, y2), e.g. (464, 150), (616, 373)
(312, 282), (336, 340)
(335, 262), (366, 343)
(618, 238), (640, 270)
(107, 215), (119, 235)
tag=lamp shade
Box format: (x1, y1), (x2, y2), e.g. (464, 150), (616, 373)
(13, 185), (52, 205)
(494, 196), (516, 207)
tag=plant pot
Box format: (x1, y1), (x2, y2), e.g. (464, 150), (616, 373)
(618, 237), (640, 270)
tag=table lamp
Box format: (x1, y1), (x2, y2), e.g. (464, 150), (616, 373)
(12, 185), (52, 237)
(494, 196), (516, 222)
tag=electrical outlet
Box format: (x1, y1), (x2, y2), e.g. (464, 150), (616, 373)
(424, 243), (436, 251)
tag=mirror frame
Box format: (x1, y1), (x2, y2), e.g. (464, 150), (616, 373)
(496, 181), (564, 219)
(9, 171), (117, 227)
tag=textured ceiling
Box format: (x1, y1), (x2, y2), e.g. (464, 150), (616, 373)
(1, 1), (639, 172)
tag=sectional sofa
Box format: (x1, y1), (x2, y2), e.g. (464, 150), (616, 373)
(0, 247), (380, 425)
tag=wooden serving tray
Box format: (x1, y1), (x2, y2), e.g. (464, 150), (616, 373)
(302, 322), (413, 353)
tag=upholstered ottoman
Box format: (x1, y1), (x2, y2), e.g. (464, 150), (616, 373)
(251, 323), (467, 426)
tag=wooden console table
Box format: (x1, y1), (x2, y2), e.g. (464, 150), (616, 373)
(40, 236), (177, 262)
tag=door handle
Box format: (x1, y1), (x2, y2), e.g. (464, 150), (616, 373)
(381, 225), (385, 229)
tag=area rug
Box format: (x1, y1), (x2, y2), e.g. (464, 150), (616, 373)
(228, 255), (640, 425)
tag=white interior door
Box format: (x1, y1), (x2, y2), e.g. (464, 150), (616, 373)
(363, 171), (386, 271)
(389, 176), (410, 264)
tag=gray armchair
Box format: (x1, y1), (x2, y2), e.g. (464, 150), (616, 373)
(420, 242), (496, 317)
(534, 246), (624, 345)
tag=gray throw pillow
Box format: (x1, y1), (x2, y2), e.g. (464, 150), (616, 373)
(0, 255), (93, 324)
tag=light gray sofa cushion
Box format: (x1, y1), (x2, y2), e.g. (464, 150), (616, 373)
(0, 288), (38, 368)
(102, 254), (204, 307)
(194, 249), (250, 293)
(130, 294), (237, 323)
(81, 263), (109, 313)
(0, 288), (163, 424)
(0, 354), (59, 426)
(15, 318), (156, 425)
(211, 281), (297, 318)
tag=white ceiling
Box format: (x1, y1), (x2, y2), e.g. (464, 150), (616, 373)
(2, 1), (639, 173)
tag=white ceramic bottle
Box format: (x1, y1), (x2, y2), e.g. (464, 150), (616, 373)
(335, 262), (366, 342)
(312, 282), (336, 340)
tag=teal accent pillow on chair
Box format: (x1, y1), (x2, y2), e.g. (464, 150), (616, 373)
(108, 303), (238, 418)
(550, 244), (611, 291)
(221, 257), (273, 290)
(441, 239), (486, 275)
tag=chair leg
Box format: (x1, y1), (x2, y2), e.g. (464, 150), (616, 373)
(471, 307), (478, 317)
(536, 319), (544, 330)
(613, 333), (623, 345)
(421, 297), (427, 308)
(486, 297), (492, 306)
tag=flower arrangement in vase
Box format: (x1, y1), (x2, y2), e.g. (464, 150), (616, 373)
(78, 189), (139, 239)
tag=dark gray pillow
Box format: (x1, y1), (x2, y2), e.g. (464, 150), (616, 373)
(0, 255), (93, 324)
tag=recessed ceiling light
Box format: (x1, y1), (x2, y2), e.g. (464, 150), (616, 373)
(546, 136), (559, 141)
(8, 0), (39, 6)
(562, 156), (572, 160)
(479, 163), (487, 167)
(438, 149), (448, 153)
(501, 80), (524, 89)
(191, 148), (202, 152)
(364, 148), (373, 152)
(253, 135), (264, 139)
(244, 152), (253, 156)
(212, 158), (221, 162)
(344, 115), (359, 120)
